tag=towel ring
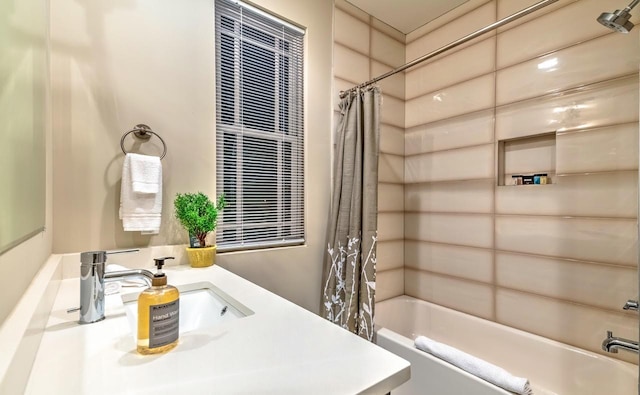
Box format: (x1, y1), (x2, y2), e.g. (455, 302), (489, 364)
(120, 124), (167, 160)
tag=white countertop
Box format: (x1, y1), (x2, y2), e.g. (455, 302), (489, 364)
(26, 264), (410, 394)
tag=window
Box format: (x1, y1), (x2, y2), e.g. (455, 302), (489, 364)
(215, 0), (305, 251)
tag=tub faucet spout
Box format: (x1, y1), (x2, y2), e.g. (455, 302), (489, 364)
(602, 331), (639, 354)
(623, 299), (638, 311)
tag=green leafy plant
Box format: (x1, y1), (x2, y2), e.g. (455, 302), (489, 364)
(174, 192), (226, 248)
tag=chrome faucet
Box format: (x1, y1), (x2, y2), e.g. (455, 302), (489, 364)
(602, 331), (639, 354)
(602, 299), (639, 354)
(71, 250), (154, 324)
(622, 299), (638, 311)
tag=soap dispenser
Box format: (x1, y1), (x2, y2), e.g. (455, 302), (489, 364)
(137, 256), (180, 355)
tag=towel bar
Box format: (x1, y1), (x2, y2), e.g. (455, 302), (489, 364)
(120, 124), (167, 159)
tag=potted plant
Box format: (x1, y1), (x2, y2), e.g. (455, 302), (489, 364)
(174, 192), (226, 268)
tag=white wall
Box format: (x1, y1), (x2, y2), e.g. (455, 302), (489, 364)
(50, 0), (332, 313)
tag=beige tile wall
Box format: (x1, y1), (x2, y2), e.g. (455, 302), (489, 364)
(404, 0), (639, 364)
(333, 0), (405, 302)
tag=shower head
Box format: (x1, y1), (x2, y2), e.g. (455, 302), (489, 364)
(597, 0), (640, 33)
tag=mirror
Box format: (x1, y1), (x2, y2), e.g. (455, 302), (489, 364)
(0, 0), (47, 254)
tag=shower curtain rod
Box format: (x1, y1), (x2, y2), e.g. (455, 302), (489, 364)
(339, 0), (559, 99)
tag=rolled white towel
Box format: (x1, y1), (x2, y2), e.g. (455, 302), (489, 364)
(106, 264), (149, 288)
(104, 282), (122, 295)
(415, 336), (533, 395)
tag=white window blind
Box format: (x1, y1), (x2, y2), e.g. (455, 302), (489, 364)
(215, 0), (305, 251)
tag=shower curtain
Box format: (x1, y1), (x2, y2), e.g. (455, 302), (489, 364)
(321, 87), (380, 341)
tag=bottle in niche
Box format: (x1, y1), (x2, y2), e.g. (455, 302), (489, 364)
(137, 256), (180, 355)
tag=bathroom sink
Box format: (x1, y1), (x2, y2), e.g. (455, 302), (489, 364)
(121, 281), (253, 335)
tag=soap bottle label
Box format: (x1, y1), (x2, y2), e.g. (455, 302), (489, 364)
(148, 300), (179, 348)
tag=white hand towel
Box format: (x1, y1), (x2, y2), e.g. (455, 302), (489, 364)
(129, 153), (161, 194)
(119, 153), (162, 233)
(415, 336), (533, 395)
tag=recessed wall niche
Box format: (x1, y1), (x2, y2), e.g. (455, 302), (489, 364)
(497, 132), (556, 186)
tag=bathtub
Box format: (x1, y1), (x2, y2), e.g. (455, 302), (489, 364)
(375, 296), (638, 395)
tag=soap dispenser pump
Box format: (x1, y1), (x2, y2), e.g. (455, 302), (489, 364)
(137, 256), (180, 355)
